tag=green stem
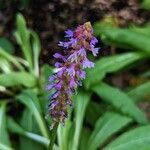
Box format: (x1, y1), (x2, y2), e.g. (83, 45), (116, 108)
(48, 123), (59, 150)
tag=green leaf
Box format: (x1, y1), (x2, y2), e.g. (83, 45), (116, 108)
(0, 37), (15, 54)
(30, 30), (41, 76)
(93, 82), (148, 124)
(7, 117), (49, 147)
(86, 102), (104, 126)
(19, 109), (45, 150)
(0, 142), (14, 150)
(87, 112), (132, 150)
(16, 13), (33, 71)
(85, 52), (144, 89)
(16, 90), (49, 138)
(72, 91), (91, 150)
(0, 57), (12, 73)
(0, 72), (36, 87)
(0, 47), (24, 71)
(0, 102), (11, 146)
(142, 0), (150, 10)
(80, 128), (91, 150)
(105, 126), (150, 150)
(128, 81), (150, 103)
(94, 24), (150, 54)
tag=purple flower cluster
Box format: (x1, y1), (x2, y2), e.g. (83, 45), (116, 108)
(47, 22), (99, 123)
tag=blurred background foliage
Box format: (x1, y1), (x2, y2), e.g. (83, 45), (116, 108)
(0, 0), (150, 150)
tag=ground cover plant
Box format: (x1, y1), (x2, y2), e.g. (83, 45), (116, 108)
(0, 0), (150, 150)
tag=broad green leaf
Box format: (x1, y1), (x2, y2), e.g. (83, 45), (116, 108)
(94, 24), (150, 54)
(85, 52), (144, 89)
(16, 90), (49, 138)
(0, 72), (36, 87)
(72, 91), (91, 150)
(0, 142), (14, 150)
(0, 47), (24, 71)
(0, 57), (12, 73)
(20, 109), (45, 150)
(105, 126), (150, 150)
(142, 0), (150, 10)
(131, 25), (150, 38)
(0, 102), (11, 146)
(16, 13), (33, 70)
(7, 117), (49, 147)
(128, 81), (150, 102)
(80, 128), (91, 150)
(86, 102), (105, 126)
(0, 37), (15, 54)
(93, 83), (148, 124)
(87, 112), (132, 150)
(30, 30), (41, 76)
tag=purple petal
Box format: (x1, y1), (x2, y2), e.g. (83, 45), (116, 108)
(49, 91), (60, 100)
(68, 52), (77, 62)
(55, 81), (62, 90)
(66, 64), (75, 76)
(90, 37), (98, 45)
(82, 58), (95, 69)
(65, 29), (74, 37)
(79, 70), (86, 79)
(55, 62), (62, 68)
(77, 48), (86, 57)
(48, 76), (56, 82)
(69, 77), (77, 88)
(69, 38), (77, 47)
(46, 84), (54, 91)
(92, 47), (99, 56)
(49, 100), (59, 110)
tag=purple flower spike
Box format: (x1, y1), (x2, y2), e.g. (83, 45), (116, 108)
(47, 22), (100, 124)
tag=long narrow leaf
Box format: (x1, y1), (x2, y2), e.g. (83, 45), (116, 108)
(0, 102), (11, 146)
(127, 81), (150, 103)
(16, 13), (33, 71)
(7, 117), (49, 147)
(105, 126), (150, 150)
(87, 112), (132, 150)
(93, 83), (148, 124)
(0, 47), (24, 71)
(0, 72), (36, 87)
(30, 30), (41, 77)
(16, 90), (49, 138)
(94, 23), (150, 54)
(72, 91), (91, 150)
(85, 52), (144, 89)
